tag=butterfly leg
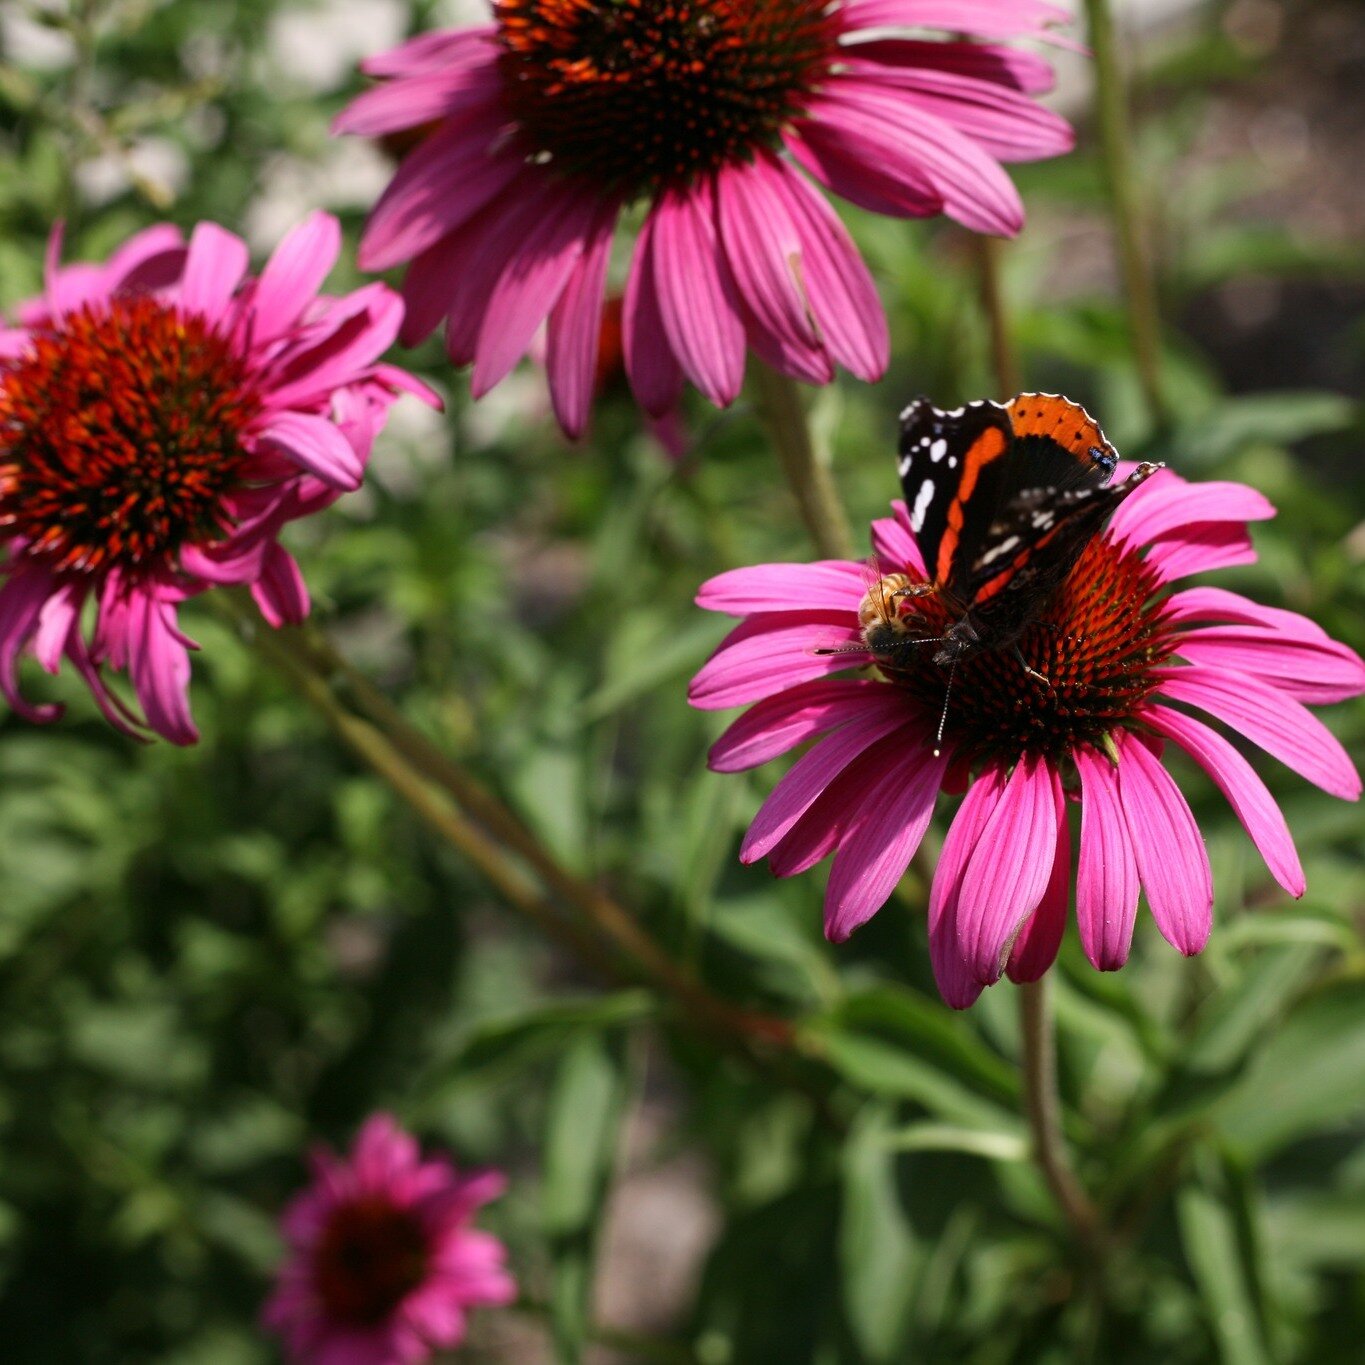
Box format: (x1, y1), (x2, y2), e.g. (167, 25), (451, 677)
(1011, 644), (1052, 688)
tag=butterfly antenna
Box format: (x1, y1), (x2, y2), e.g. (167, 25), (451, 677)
(933, 661), (956, 758)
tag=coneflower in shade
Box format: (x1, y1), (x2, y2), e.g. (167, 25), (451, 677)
(263, 1114), (516, 1365)
(689, 469), (1365, 1007)
(334, 0), (1075, 437)
(0, 214), (435, 744)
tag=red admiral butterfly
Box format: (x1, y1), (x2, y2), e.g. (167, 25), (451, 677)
(833, 394), (1162, 750)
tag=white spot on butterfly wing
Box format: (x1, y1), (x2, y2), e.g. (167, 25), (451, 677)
(911, 477), (935, 532)
(930, 438), (947, 461)
(979, 535), (1021, 565)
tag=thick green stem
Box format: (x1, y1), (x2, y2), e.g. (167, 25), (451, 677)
(973, 236), (1021, 398)
(1019, 978), (1106, 1259)
(1084, 0), (1168, 426)
(751, 362), (855, 560)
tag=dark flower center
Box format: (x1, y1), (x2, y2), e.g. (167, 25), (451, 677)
(312, 1196), (431, 1327)
(495, 0), (839, 197)
(0, 296), (259, 578)
(868, 537), (1178, 764)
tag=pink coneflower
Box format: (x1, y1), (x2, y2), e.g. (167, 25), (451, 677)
(0, 213), (433, 744)
(335, 0), (1075, 436)
(690, 468), (1365, 1007)
(263, 1113), (516, 1365)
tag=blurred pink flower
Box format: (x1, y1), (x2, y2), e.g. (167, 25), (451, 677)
(335, 0), (1075, 436)
(263, 1113), (515, 1365)
(0, 214), (435, 744)
(690, 469), (1365, 1007)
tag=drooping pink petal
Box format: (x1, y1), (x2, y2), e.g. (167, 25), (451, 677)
(954, 752), (1058, 983)
(357, 111), (524, 272)
(397, 219), (483, 348)
(696, 560), (867, 616)
(870, 501), (929, 577)
(249, 211), (342, 345)
(1170, 626), (1365, 704)
(177, 222), (250, 324)
(252, 545), (311, 628)
(650, 184), (746, 407)
(1005, 762), (1068, 983)
(1158, 586), (1331, 642)
(739, 705), (913, 862)
(929, 769), (1008, 1009)
(807, 81), (1024, 235)
(688, 612), (866, 710)
(256, 411), (365, 490)
(824, 737), (947, 942)
(1116, 731), (1212, 956)
(0, 566), (61, 723)
(1074, 744), (1140, 970)
(622, 212), (685, 418)
(545, 205), (618, 438)
(1143, 703), (1304, 897)
(706, 677), (899, 776)
(32, 579), (84, 673)
(839, 60), (1074, 162)
(128, 596), (198, 745)
(765, 158), (890, 381)
(1154, 663), (1360, 800)
(848, 38), (1057, 94)
(1110, 477), (1274, 549)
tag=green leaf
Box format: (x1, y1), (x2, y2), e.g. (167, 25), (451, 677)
(1172, 392), (1356, 467)
(840, 1107), (918, 1362)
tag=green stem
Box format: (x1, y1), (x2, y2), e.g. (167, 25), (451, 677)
(1084, 0), (1168, 427)
(973, 236), (1021, 398)
(1018, 978), (1106, 1259)
(750, 362), (855, 560)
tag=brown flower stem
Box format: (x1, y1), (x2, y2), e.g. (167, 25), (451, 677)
(217, 595), (798, 1060)
(1018, 977), (1106, 1260)
(751, 361), (856, 561)
(973, 236), (1021, 398)
(1083, 0), (1168, 427)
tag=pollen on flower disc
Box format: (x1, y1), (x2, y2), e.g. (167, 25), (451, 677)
(312, 1196), (431, 1326)
(0, 297), (259, 577)
(495, 0), (839, 196)
(879, 538), (1179, 764)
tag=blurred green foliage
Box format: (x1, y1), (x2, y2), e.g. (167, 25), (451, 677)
(1, 0), (1363, 1361)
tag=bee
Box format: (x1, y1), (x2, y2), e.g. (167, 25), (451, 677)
(816, 568), (939, 669)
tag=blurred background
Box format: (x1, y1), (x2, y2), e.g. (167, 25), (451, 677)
(0, 0), (1363, 1360)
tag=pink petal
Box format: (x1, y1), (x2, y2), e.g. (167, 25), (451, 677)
(767, 741), (894, 876)
(871, 501), (929, 577)
(249, 211), (341, 344)
(785, 113), (943, 221)
(650, 184), (746, 407)
(739, 704), (913, 862)
(1074, 744), (1140, 970)
(1116, 731), (1212, 955)
(1143, 704), (1304, 898)
(622, 215), (685, 418)
(848, 38), (1058, 94)
(955, 752), (1058, 984)
(928, 770), (1008, 1009)
(129, 595), (198, 745)
(715, 155), (825, 369)
(472, 190), (608, 398)
(697, 560), (868, 616)
(1154, 664), (1360, 801)
(397, 222), (482, 348)
(1170, 626), (1365, 704)
(1158, 586), (1331, 643)
(765, 159), (890, 381)
(824, 736), (947, 941)
(807, 82), (1024, 235)
(360, 26), (497, 78)
(1005, 763), (1068, 983)
(545, 205), (618, 438)
(840, 60), (1074, 162)
(103, 223), (187, 292)
(252, 544), (311, 628)
(357, 112), (524, 272)
(839, 0), (1074, 41)
(709, 679), (900, 772)
(33, 579), (84, 673)
(332, 61), (503, 137)
(688, 613), (867, 710)
(0, 566), (62, 723)
(1110, 477), (1274, 549)
(177, 222), (249, 324)
(256, 411), (364, 490)
(1143, 523), (1256, 582)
